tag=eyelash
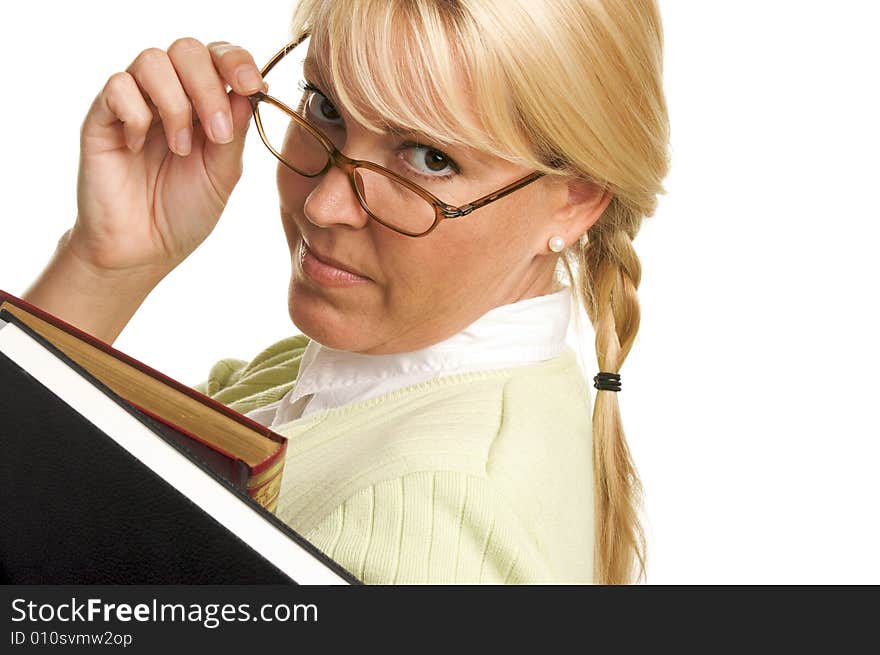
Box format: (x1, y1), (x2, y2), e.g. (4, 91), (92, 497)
(297, 80), (460, 182)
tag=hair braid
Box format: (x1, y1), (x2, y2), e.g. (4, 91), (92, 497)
(562, 197), (648, 584)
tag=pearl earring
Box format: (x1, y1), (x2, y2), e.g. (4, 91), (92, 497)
(548, 236), (565, 253)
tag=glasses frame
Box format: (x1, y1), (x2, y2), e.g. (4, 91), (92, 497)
(246, 32), (545, 238)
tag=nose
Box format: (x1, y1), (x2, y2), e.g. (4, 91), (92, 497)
(302, 153), (371, 232)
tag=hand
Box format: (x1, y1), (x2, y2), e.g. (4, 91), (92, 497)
(67, 37), (268, 277)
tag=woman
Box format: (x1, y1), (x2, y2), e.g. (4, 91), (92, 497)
(22, 0), (670, 584)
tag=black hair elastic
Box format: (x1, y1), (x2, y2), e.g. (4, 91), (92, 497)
(593, 371), (621, 392)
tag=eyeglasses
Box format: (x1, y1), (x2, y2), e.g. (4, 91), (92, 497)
(246, 32), (545, 238)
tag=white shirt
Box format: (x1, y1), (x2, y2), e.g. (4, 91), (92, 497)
(245, 285), (573, 429)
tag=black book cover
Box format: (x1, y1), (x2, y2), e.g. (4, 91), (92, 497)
(0, 310), (360, 584)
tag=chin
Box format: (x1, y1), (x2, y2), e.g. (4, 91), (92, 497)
(286, 277), (373, 352)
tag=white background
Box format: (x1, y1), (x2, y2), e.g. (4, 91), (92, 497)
(1, 1), (878, 584)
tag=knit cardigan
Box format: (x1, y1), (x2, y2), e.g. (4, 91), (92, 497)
(193, 334), (595, 584)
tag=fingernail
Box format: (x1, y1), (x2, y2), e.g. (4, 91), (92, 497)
(236, 66), (264, 93)
(211, 112), (233, 144)
(175, 127), (192, 156)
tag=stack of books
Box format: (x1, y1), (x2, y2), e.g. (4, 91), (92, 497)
(0, 290), (359, 584)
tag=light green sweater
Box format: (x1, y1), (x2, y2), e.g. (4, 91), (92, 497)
(194, 334), (595, 584)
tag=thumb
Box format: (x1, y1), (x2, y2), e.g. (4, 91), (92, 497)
(202, 91), (254, 182)
(229, 91), (255, 139)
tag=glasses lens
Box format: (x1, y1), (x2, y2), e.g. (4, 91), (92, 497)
(256, 99), (329, 176)
(353, 168), (437, 236)
(256, 37), (335, 176)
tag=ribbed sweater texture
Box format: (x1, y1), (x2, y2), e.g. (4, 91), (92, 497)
(194, 334), (595, 584)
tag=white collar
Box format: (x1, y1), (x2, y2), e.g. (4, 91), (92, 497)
(291, 285), (572, 403)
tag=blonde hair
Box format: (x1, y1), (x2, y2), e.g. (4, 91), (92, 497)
(287, 0), (671, 584)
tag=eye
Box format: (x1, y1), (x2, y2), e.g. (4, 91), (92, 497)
(397, 143), (459, 181)
(298, 80), (342, 125)
(306, 93), (341, 124)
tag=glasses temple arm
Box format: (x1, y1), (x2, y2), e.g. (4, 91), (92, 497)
(441, 172), (545, 218)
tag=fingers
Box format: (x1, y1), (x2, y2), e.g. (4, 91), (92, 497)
(168, 37), (235, 147)
(205, 41), (268, 96)
(125, 45), (194, 155)
(90, 72), (155, 152)
(113, 38), (266, 157)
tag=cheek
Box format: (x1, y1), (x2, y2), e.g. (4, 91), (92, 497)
(277, 165), (314, 247)
(388, 224), (496, 302)
(439, 213), (509, 270)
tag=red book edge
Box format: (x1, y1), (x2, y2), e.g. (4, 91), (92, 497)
(0, 288), (288, 479)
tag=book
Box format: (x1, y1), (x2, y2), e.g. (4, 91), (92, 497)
(0, 289), (360, 584)
(0, 290), (287, 513)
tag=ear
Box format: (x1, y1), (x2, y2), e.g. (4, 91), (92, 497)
(546, 177), (613, 247)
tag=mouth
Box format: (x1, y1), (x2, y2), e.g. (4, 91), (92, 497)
(299, 240), (372, 286)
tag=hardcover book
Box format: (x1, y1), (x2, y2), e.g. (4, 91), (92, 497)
(0, 289), (359, 584)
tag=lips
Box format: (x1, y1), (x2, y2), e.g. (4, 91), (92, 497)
(301, 240), (370, 280)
